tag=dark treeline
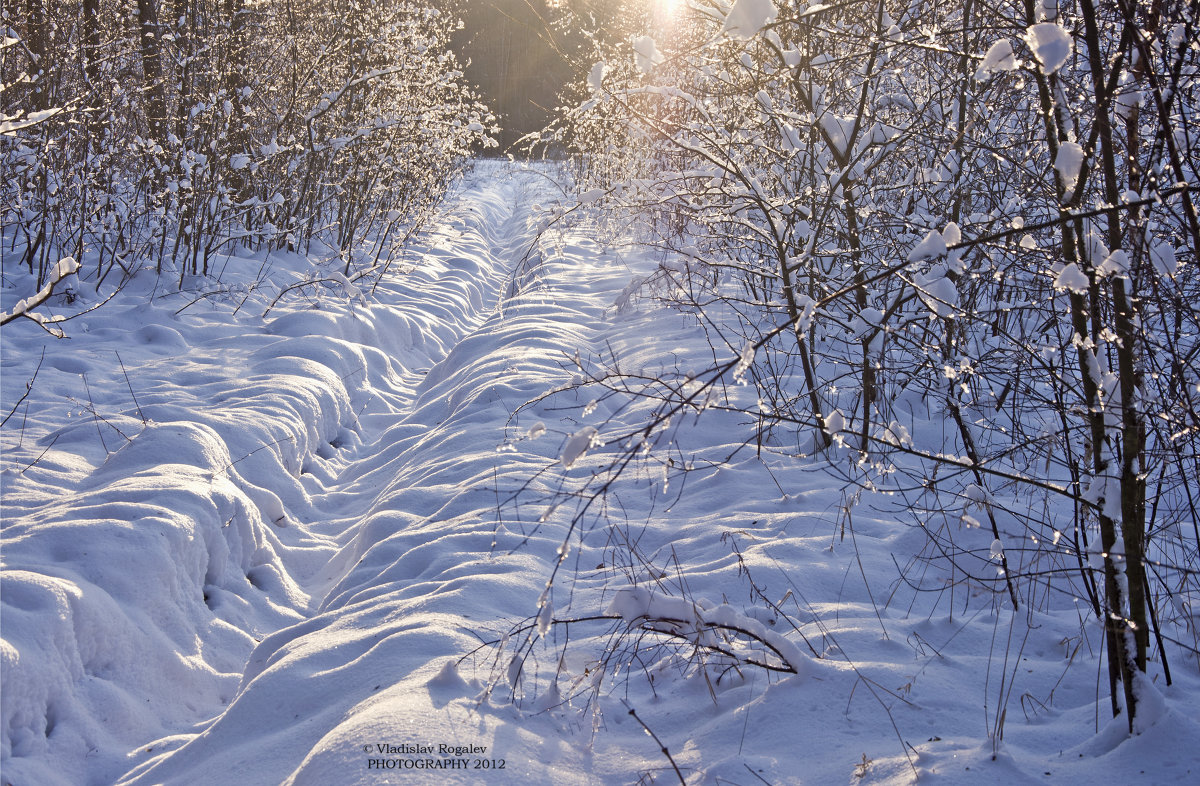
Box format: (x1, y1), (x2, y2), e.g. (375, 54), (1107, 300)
(452, 0), (576, 150)
(451, 0), (632, 151)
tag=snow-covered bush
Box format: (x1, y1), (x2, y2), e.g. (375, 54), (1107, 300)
(523, 0), (1199, 736)
(1, 0), (495, 291)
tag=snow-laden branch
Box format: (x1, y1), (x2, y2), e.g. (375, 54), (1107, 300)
(0, 258), (81, 337)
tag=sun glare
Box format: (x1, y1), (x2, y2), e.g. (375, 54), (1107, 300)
(652, 0), (686, 32)
(659, 0), (686, 17)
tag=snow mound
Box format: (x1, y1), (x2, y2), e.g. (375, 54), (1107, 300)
(5, 161), (1199, 786)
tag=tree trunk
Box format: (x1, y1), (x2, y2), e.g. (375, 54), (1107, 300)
(25, 0), (49, 111)
(137, 0), (168, 148)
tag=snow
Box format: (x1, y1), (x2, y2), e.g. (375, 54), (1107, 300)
(587, 61), (606, 93)
(1150, 242), (1177, 277)
(559, 426), (599, 468)
(1098, 249), (1129, 277)
(578, 188), (606, 204)
(818, 113), (856, 158)
(907, 228), (948, 262)
(3, 161), (1200, 785)
(631, 36), (663, 74)
(3, 257), (80, 322)
(913, 269), (959, 317)
(1054, 262), (1091, 293)
(733, 339), (755, 383)
(975, 39), (1018, 79)
(823, 407), (845, 440)
(1054, 140), (1085, 195)
(722, 0), (778, 40)
(1114, 87), (1144, 121)
(0, 107), (65, 136)
(605, 587), (808, 675)
(1025, 22), (1074, 75)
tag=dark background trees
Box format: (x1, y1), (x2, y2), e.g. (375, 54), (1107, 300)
(452, 0), (576, 150)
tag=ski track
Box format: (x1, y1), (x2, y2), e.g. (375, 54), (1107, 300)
(4, 161), (1200, 785)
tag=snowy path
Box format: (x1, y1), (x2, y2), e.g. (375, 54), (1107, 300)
(110, 166), (562, 783)
(111, 164), (647, 784)
(4, 162), (1200, 786)
(2, 162), (592, 784)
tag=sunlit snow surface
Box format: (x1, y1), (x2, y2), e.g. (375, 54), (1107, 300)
(3, 162), (1198, 784)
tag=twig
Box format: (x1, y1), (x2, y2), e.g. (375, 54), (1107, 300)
(21, 432), (60, 474)
(1, 347), (44, 429)
(115, 351), (147, 424)
(213, 435), (296, 478)
(624, 701), (687, 786)
(81, 372), (110, 455)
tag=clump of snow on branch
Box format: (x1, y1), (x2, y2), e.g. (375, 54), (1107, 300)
(1150, 243), (1178, 277)
(1025, 22), (1073, 74)
(588, 61), (607, 93)
(560, 426), (600, 468)
(733, 340), (756, 384)
(1054, 262), (1091, 294)
(975, 39), (1018, 79)
(1054, 141), (1085, 196)
(907, 229), (949, 262)
(723, 0), (778, 40)
(632, 36), (664, 74)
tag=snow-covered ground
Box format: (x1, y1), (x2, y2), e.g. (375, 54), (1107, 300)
(3, 161), (1198, 784)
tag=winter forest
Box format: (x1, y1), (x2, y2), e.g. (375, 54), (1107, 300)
(2, 0), (1198, 783)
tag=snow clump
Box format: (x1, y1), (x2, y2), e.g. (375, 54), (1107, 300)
(1054, 262), (1091, 294)
(975, 39), (1018, 79)
(1025, 22), (1073, 75)
(632, 36), (664, 74)
(907, 229), (948, 262)
(1054, 141), (1085, 196)
(560, 426), (600, 468)
(588, 61), (607, 93)
(723, 0), (778, 40)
